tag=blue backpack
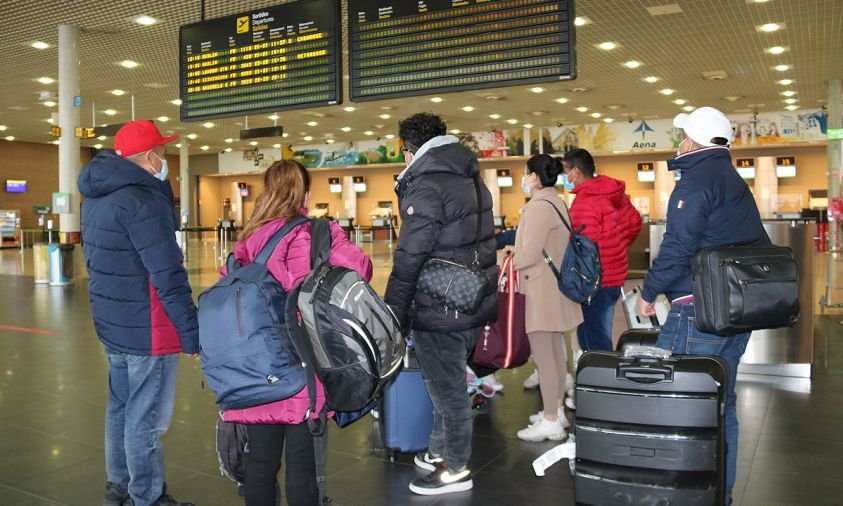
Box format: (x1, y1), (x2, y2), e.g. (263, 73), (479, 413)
(198, 216), (308, 410)
(539, 200), (603, 305)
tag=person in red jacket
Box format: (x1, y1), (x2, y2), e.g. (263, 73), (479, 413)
(561, 148), (642, 351)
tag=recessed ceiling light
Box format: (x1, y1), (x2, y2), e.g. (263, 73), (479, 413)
(758, 23), (781, 32)
(200, 145), (209, 151)
(591, 112), (602, 118)
(785, 105), (798, 111)
(31, 41), (50, 49)
(340, 126), (351, 132)
(364, 130), (374, 135)
(555, 98), (569, 104)
(623, 60), (641, 68)
(644, 76), (659, 83)
(171, 99), (182, 105)
(774, 64), (791, 72)
(307, 121), (318, 126)
(304, 136), (313, 141)
(120, 60), (139, 68)
(781, 90), (797, 97)
(187, 133), (198, 140)
(110, 89), (127, 96)
(4, 136), (15, 141)
(777, 79), (794, 85)
(0, 126), (7, 131)
(37, 77), (55, 84)
(597, 42), (617, 50)
(450, 129), (461, 134)
(530, 87), (545, 93)
(273, 143), (281, 148)
(576, 106), (589, 112)
(520, 123), (532, 129)
(379, 113), (391, 119)
(673, 99), (687, 105)
(489, 114), (501, 119)
(385, 134), (395, 139)
(248, 141), (258, 146)
(506, 119), (518, 124)
(282, 133), (289, 138)
(766, 46), (786, 55)
(94, 143), (103, 149)
(224, 138), (233, 143)
(683, 106), (695, 112)
(659, 89), (675, 95)
(43, 101), (56, 107)
(268, 114), (279, 120)
(134, 15), (158, 26)
(461, 106), (474, 112)
(603, 118), (614, 123)
(202, 122), (214, 128)
(749, 0), (770, 3)
(344, 106), (356, 112)
(97, 135), (107, 140)
(154, 116), (168, 123)
(175, 143), (182, 148)
(430, 97), (443, 103)
(326, 139), (335, 144)
(784, 98), (798, 104)
(46, 118), (54, 124)
(722, 96), (741, 102)
(574, 16), (591, 26)
(224, 147), (233, 153)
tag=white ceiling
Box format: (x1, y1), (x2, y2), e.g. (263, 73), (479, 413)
(0, 0), (840, 155)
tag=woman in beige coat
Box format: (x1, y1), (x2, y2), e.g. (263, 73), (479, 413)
(513, 154), (584, 442)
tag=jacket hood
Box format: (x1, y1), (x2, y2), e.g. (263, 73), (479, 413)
(571, 175), (628, 208)
(408, 141), (480, 179)
(78, 150), (161, 198)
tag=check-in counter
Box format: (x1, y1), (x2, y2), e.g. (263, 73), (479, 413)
(647, 219), (815, 377)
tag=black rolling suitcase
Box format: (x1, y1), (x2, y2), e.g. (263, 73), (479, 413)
(616, 327), (660, 351)
(574, 351), (728, 506)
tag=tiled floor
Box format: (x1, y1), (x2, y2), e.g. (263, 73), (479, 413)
(1, 241), (842, 505)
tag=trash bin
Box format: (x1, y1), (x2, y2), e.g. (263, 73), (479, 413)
(33, 243), (50, 284)
(48, 243), (75, 286)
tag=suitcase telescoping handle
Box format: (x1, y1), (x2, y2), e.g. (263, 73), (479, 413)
(616, 363), (674, 384)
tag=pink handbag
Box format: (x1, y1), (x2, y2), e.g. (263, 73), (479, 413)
(473, 255), (531, 369)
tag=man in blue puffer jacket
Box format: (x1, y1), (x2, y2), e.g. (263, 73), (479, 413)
(78, 120), (198, 506)
(638, 107), (765, 505)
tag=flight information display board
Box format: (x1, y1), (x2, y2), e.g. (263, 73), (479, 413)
(348, 0), (576, 101)
(179, 0), (341, 121)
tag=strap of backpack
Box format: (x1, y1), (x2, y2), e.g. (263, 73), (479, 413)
(254, 215), (310, 265)
(313, 428), (328, 504)
(473, 175), (482, 264)
(537, 199), (577, 236)
(309, 218), (333, 270)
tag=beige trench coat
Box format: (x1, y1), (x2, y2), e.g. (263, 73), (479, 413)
(513, 187), (584, 334)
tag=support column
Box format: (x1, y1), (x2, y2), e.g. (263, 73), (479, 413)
(826, 79), (843, 305)
(179, 142), (191, 227)
(652, 160), (675, 220)
(58, 24), (81, 242)
(754, 157), (778, 219)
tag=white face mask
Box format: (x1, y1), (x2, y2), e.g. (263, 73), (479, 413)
(151, 152), (169, 181)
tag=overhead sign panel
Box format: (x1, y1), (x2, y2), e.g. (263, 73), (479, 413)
(179, 0), (342, 121)
(348, 0), (576, 101)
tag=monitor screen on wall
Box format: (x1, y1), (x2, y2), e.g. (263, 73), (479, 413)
(5, 180), (26, 193)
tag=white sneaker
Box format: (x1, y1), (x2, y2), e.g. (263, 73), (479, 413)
(517, 418), (567, 442)
(528, 408), (570, 428)
(480, 373), (504, 392)
(565, 395), (576, 411)
(522, 368), (539, 389)
(565, 373), (575, 392)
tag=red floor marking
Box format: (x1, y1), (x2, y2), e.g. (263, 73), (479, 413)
(0, 324), (55, 335)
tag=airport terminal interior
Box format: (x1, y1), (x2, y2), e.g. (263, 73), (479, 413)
(1, 0), (843, 505)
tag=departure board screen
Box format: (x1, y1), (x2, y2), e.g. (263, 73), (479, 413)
(179, 0), (341, 121)
(348, 0), (576, 101)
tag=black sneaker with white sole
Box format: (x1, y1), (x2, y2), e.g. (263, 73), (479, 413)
(409, 465), (473, 496)
(413, 451), (444, 472)
(103, 482), (129, 506)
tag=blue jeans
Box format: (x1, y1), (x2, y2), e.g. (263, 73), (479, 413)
(577, 286), (621, 351)
(656, 304), (750, 502)
(105, 349), (179, 506)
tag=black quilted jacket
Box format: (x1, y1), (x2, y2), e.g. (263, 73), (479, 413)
(384, 140), (498, 333)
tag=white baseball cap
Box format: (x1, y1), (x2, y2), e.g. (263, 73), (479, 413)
(673, 107), (733, 147)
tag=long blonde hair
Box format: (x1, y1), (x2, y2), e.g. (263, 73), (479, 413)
(240, 159), (310, 240)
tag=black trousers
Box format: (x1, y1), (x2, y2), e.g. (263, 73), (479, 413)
(244, 422), (318, 506)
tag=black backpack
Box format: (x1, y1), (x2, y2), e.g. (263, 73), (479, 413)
(539, 200), (603, 304)
(286, 219), (405, 433)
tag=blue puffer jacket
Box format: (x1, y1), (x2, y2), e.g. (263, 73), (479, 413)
(78, 151), (199, 355)
(642, 146), (765, 303)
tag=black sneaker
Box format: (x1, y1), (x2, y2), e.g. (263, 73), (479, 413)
(152, 484), (194, 506)
(103, 482), (129, 506)
(413, 451), (444, 472)
(409, 465), (473, 496)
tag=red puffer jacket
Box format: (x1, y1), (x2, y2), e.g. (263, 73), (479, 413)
(569, 175), (642, 287)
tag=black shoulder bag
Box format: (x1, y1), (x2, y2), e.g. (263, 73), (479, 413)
(417, 176), (491, 315)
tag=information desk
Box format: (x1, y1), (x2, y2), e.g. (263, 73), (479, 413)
(179, 0), (342, 121)
(348, 0), (576, 101)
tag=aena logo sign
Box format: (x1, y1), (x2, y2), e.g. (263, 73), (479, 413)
(632, 121), (656, 149)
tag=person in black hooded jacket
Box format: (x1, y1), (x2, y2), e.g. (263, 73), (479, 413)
(385, 113), (496, 496)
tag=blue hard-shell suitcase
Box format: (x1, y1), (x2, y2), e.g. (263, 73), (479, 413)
(380, 350), (434, 457)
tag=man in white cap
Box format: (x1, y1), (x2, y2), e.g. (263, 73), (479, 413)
(637, 107), (765, 504)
